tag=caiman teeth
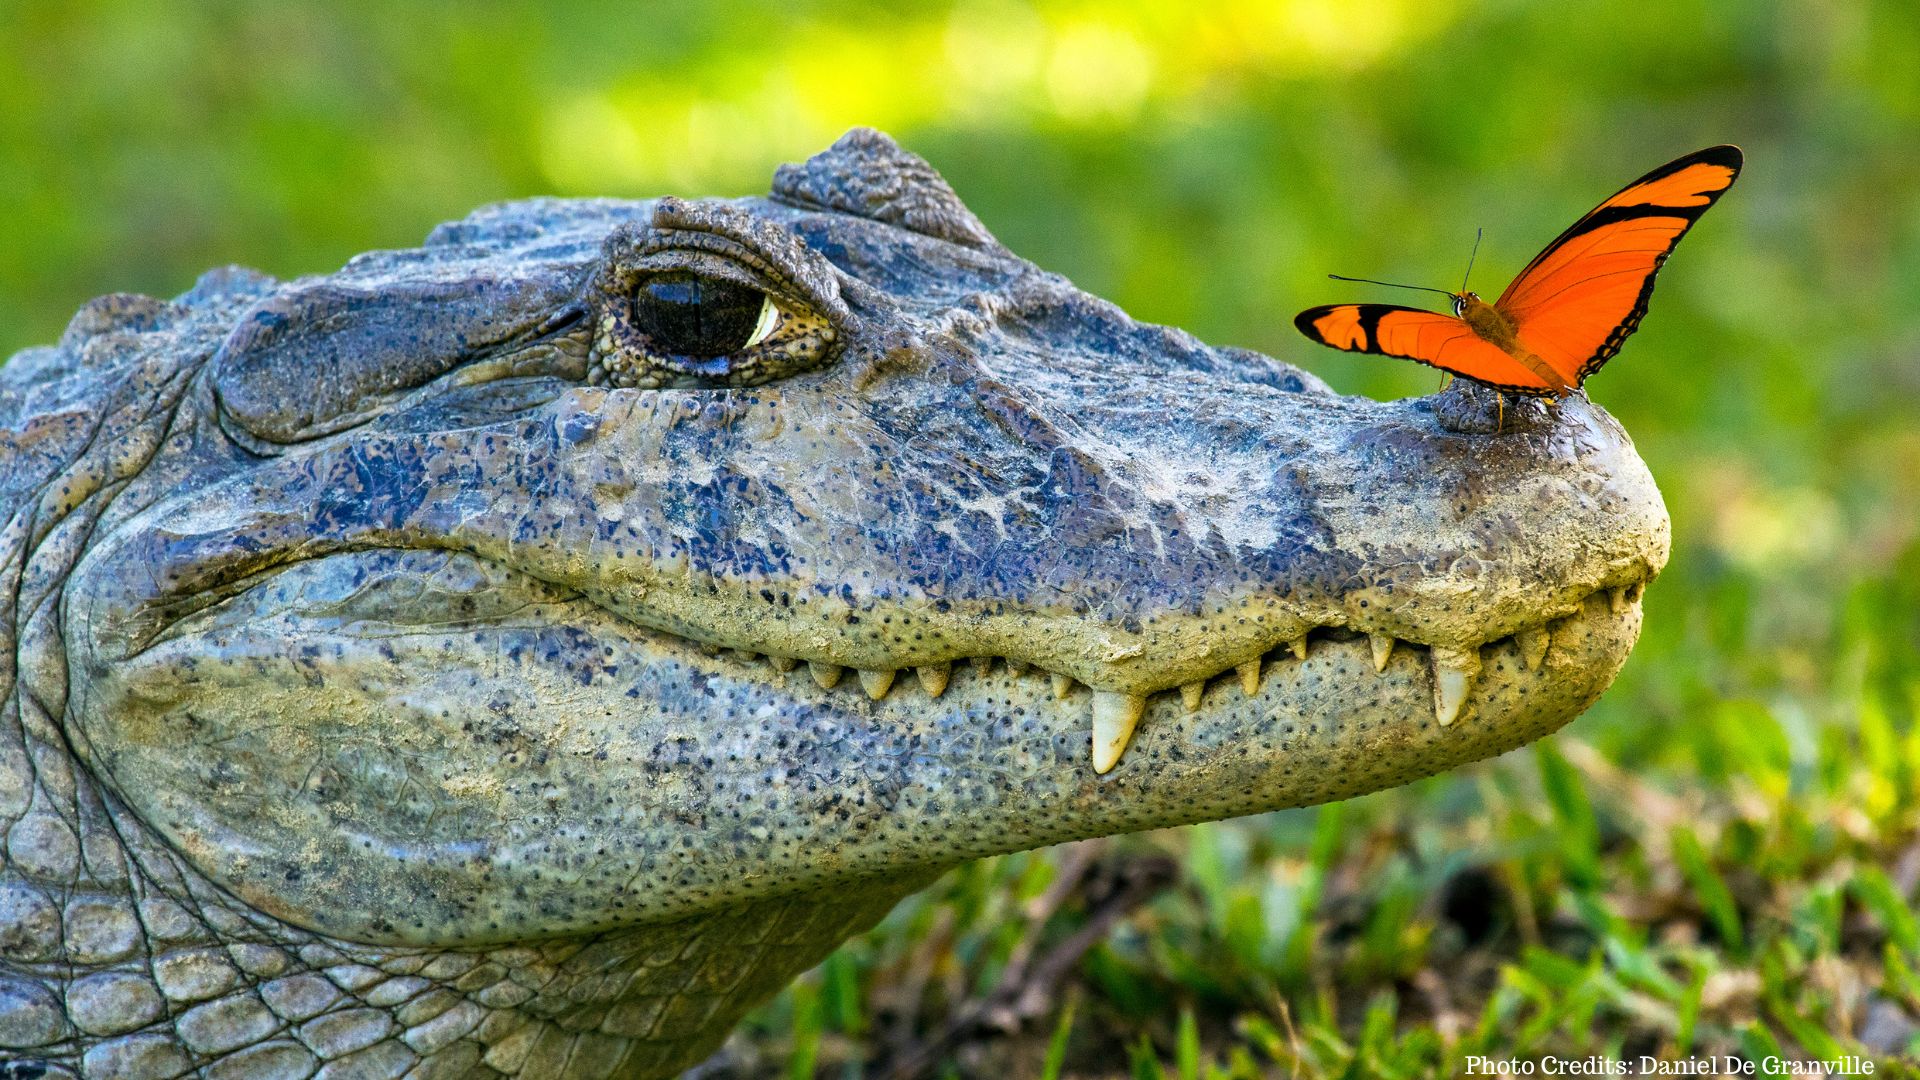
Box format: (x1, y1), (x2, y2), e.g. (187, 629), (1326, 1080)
(1370, 633), (1395, 672)
(701, 581), (1636, 750)
(809, 661), (845, 690)
(1090, 691), (1146, 775)
(858, 669), (895, 700)
(1430, 646), (1481, 727)
(1180, 681), (1205, 712)
(916, 663), (951, 698)
(1516, 626), (1551, 671)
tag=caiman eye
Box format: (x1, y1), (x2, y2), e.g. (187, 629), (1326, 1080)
(630, 272), (780, 365)
(586, 215), (846, 391)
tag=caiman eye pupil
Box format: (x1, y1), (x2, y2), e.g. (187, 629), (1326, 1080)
(632, 272), (764, 357)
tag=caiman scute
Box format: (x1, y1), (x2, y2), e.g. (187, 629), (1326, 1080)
(0, 129), (1666, 1078)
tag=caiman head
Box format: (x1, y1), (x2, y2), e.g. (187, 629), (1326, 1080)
(7, 129), (1663, 1076)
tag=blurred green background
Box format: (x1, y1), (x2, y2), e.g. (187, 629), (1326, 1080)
(7, 0), (1919, 1072)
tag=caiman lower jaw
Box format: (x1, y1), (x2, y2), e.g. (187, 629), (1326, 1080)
(667, 579), (1649, 774)
(75, 543), (1647, 941)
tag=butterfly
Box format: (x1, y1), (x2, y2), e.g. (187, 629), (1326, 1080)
(1294, 145), (1743, 398)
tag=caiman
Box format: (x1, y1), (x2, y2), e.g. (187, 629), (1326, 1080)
(0, 129), (1665, 1078)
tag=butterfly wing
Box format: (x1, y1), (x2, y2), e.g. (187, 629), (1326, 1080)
(1497, 144), (1743, 386)
(1293, 304), (1563, 394)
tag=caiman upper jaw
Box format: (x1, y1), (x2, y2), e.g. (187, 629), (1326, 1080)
(534, 377), (1662, 776)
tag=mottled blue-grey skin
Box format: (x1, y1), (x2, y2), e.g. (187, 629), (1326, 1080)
(0, 130), (1665, 1078)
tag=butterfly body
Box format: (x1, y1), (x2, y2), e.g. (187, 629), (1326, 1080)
(1453, 290), (1574, 395)
(1296, 144), (1743, 399)
(1452, 292), (1506, 343)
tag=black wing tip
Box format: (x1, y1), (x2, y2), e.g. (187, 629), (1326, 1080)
(1660, 143), (1745, 179)
(1293, 306), (1333, 336)
(1691, 143), (1744, 170)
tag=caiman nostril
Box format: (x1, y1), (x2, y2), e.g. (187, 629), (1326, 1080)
(1432, 378), (1556, 435)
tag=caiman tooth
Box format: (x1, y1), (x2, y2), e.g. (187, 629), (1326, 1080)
(1052, 673), (1077, 700)
(1287, 637), (1309, 661)
(1237, 659), (1262, 696)
(917, 663), (951, 698)
(1007, 659), (1031, 676)
(971, 656), (995, 677)
(770, 656), (799, 673)
(858, 669), (895, 700)
(1516, 626), (1551, 672)
(1430, 646), (1481, 727)
(1180, 681), (1205, 712)
(1091, 691), (1147, 775)
(1369, 633), (1395, 673)
(809, 662), (844, 690)
(1609, 585), (1629, 613)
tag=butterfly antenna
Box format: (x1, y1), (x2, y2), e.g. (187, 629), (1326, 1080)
(1461, 228), (1483, 294)
(1326, 274), (1457, 300)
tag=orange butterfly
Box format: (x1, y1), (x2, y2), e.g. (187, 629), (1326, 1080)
(1295, 145), (1743, 398)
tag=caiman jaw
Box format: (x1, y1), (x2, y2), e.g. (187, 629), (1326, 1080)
(656, 578), (1648, 774)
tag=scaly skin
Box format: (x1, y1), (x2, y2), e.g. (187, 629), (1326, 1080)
(0, 129), (1665, 1078)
